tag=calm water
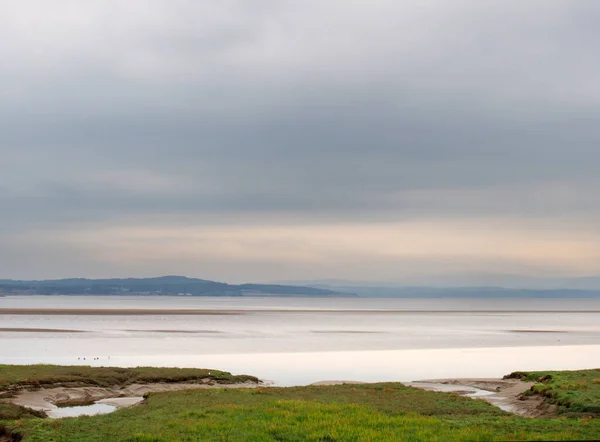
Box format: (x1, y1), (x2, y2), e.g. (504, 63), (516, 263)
(2, 296), (600, 385)
(47, 403), (116, 419)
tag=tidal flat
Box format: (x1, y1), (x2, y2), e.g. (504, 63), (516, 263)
(2, 296), (600, 385)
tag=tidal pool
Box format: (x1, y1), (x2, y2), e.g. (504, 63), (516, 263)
(48, 403), (117, 418)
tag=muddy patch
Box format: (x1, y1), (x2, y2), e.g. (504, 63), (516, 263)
(4, 381), (262, 419)
(404, 378), (551, 417)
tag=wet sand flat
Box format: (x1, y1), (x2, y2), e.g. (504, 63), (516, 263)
(0, 308), (244, 315)
(126, 329), (223, 334)
(506, 329), (565, 333)
(2, 308), (600, 315)
(0, 328), (86, 333)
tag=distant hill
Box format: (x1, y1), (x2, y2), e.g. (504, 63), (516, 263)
(0, 276), (355, 297)
(3, 276), (600, 298)
(273, 274), (600, 291)
(303, 284), (600, 298)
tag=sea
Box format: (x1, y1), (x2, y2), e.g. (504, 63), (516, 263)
(2, 296), (600, 385)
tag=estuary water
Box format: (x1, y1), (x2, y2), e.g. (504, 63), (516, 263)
(1, 296), (600, 385)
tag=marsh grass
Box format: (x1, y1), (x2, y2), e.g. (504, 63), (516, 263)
(10, 383), (600, 441)
(0, 365), (258, 391)
(0, 403), (45, 421)
(505, 369), (600, 416)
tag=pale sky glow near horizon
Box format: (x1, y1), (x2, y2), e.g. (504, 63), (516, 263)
(2, 1), (600, 283)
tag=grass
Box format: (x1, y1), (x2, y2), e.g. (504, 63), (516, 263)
(506, 369), (600, 417)
(0, 364), (259, 391)
(2, 366), (600, 441)
(3, 382), (600, 441)
(0, 403), (45, 421)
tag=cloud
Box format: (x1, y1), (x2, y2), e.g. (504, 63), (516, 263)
(1, 0), (600, 279)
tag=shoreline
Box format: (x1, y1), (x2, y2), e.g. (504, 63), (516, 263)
(3, 307), (600, 315)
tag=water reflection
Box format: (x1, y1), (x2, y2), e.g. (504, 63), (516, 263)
(48, 403), (116, 418)
(6, 345), (600, 386)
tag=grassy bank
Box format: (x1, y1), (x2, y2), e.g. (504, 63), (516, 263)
(1, 366), (600, 441)
(506, 368), (600, 417)
(3, 383), (600, 441)
(0, 365), (259, 392)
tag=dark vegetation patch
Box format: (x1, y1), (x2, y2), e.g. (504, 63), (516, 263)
(0, 404), (40, 442)
(53, 399), (97, 408)
(0, 404), (46, 420)
(0, 329), (86, 333)
(0, 365), (259, 392)
(0, 424), (23, 442)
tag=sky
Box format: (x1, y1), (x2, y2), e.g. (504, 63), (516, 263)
(1, 0), (600, 283)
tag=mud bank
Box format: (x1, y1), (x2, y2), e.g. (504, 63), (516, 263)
(4, 381), (261, 418)
(404, 378), (553, 417)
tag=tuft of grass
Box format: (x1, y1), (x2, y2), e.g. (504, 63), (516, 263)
(505, 369), (600, 416)
(0, 403), (46, 421)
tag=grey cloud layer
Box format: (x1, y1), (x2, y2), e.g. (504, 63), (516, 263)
(2, 0), (600, 231)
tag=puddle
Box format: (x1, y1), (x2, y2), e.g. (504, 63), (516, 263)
(465, 388), (495, 398)
(48, 403), (117, 418)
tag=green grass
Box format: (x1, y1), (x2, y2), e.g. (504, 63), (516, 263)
(0, 364), (258, 391)
(0, 403), (46, 420)
(6, 383), (600, 441)
(506, 369), (600, 416)
(2, 366), (600, 441)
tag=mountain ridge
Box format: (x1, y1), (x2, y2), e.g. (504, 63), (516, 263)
(0, 276), (354, 297)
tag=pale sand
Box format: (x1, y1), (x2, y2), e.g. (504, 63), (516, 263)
(2, 308), (600, 315)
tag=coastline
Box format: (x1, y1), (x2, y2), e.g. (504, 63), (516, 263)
(3, 307), (600, 315)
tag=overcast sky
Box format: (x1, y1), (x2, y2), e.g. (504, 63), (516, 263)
(2, 0), (600, 282)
